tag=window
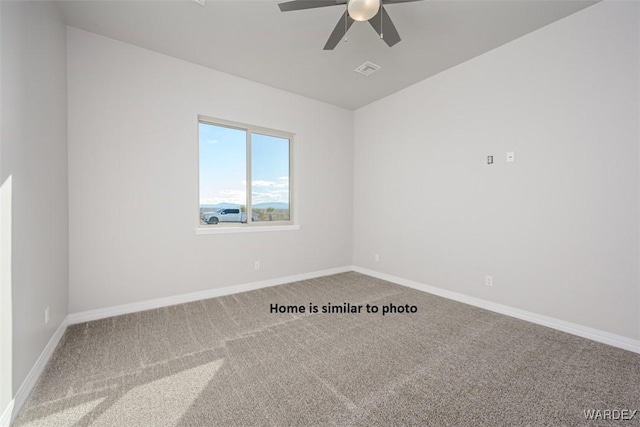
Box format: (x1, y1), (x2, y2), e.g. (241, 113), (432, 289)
(198, 116), (294, 230)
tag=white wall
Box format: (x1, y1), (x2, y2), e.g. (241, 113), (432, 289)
(0, 1), (10, 416)
(354, 1), (640, 340)
(0, 172), (11, 420)
(67, 28), (354, 313)
(0, 0), (69, 399)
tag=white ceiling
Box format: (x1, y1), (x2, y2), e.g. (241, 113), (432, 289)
(57, 0), (597, 110)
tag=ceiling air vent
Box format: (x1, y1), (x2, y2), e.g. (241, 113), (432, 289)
(354, 62), (381, 76)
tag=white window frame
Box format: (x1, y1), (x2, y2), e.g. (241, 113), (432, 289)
(196, 115), (298, 235)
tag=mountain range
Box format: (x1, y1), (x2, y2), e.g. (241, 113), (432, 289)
(200, 202), (289, 210)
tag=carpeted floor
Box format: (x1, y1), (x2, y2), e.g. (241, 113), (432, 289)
(13, 272), (640, 426)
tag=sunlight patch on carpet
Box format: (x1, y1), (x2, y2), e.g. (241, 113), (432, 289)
(21, 398), (106, 427)
(90, 359), (224, 426)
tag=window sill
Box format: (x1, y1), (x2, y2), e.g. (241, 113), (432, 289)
(195, 224), (300, 235)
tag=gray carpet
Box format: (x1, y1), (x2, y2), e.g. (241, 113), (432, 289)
(13, 272), (640, 426)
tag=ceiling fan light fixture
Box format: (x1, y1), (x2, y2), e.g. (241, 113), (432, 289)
(347, 0), (381, 22)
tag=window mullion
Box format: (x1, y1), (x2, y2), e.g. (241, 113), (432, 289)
(246, 129), (252, 224)
(289, 138), (293, 223)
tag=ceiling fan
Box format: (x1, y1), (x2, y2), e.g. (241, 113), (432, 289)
(278, 0), (422, 50)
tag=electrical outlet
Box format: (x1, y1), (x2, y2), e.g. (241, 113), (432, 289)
(254, 261), (260, 270)
(45, 307), (50, 325)
(374, 254), (380, 262)
(485, 275), (493, 287)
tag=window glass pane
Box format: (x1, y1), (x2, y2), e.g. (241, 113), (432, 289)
(199, 123), (247, 225)
(251, 133), (290, 222)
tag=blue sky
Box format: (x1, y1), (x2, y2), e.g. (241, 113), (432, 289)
(199, 122), (289, 207)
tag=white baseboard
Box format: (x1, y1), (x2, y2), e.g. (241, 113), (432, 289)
(0, 400), (13, 427)
(10, 317), (68, 424)
(68, 266), (353, 325)
(352, 266), (640, 354)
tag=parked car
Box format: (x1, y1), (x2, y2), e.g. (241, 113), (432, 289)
(202, 208), (259, 224)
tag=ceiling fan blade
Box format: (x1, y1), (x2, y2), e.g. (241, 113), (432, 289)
(368, 6), (401, 47)
(278, 0), (346, 12)
(324, 11), (355, 50)
(382, 0), (423, 4)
